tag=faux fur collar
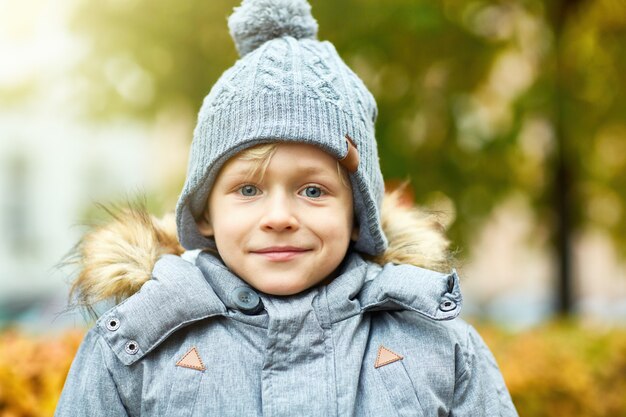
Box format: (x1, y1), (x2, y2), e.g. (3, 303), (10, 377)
(67, 189), (452, 311)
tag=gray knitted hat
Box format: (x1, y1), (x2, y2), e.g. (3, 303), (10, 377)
(175, 0), (388, 256)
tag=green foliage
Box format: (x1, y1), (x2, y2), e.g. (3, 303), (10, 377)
(558, 0), (626, 256)
(69, 0), (238, 120)
(68, 0), (626, 258)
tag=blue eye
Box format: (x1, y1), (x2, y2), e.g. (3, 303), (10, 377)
(239, 185), (259, 196)
(301, 186), (323, 198)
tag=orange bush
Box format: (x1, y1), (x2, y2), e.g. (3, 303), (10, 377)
(0, 328), (84, 417)
(477, 320), (626, 417)
(1, 321), (626, 416)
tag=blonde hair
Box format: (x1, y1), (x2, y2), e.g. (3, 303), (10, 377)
(236, 143), (280, 183)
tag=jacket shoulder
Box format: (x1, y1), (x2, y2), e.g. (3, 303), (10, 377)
(94, 254), (226, 366)
(56, 327), (131, 416)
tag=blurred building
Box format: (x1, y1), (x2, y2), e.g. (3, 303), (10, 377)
(0, 98), (153, 330)
(0, 0), (156, 330)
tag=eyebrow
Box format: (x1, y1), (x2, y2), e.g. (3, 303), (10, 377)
(297, 166), (332, 175)
(219, 161), (265, 180)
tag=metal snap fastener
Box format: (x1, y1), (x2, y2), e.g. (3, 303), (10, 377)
(447, 275), (455, 293)
(106, 317), (120, 331)
(231, 287), (264, 315)
(439, 299), (457, 312)
(125, 340), (139, 355)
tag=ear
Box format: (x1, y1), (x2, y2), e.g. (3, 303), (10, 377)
(196, 215), (214, 237)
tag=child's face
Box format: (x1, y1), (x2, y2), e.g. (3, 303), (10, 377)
(197, 142), (358, 296)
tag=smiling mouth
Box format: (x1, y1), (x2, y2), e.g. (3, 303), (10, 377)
(251, 247), (311, 261)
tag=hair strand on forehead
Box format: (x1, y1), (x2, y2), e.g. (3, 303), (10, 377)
(237, 143), (279, 182)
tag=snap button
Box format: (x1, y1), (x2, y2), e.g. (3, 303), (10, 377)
(125, 340), (139, 355)
(439, 299), (457, 312)
(106, 317), (120, 331)
(231, 287), (264, 315)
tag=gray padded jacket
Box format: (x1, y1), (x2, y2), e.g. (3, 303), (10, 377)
(56, 248), (518, 416)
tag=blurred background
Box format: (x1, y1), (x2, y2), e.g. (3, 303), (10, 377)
(1, 0), (625, 415)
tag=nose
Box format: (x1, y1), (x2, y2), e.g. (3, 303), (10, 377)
(259, 191), (299, 232)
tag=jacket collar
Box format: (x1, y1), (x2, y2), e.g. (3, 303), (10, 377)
(96, 254), (226, 366)
(325, 251), (462, 323)
(96, 251), (462, 366)
(194, 250), (462, 323)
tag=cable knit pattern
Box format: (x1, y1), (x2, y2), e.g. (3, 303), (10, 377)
(176, 0), (387, 256)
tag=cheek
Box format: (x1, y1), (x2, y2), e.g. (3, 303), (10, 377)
(211, 212), (250, 243)
(210, 197), (255, 229)
(315, 204), (354, 240)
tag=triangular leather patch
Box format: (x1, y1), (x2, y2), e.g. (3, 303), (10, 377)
(176, 347), (206, 371)
(374, 345), (403, 368)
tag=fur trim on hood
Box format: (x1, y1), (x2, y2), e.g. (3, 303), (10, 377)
(67, 189), (452, 311)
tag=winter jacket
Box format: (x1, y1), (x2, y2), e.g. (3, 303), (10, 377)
(55, 193), (518, 417)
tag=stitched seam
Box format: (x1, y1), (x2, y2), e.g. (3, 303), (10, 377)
(455, 324), (471, 383)
(323, 288), (339, 417)
(139, 313), (223, 362)
(95, 332), (131, 414)
(187, 371), (204, 417)
(375, 360), (425, 417)
(226, 314), (268, 329)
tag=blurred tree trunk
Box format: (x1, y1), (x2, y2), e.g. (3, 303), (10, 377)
(551, 0), (585, 315)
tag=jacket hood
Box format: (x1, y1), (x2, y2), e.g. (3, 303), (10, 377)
(67, 188), (452, 312)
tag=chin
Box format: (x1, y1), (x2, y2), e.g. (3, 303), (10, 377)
(254, 279), (314, 296)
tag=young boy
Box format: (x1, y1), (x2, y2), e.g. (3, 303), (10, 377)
(56, 0), (518, 415)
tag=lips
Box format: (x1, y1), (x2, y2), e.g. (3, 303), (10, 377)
(253, 246), (308, 253)
(251, 246), (311, 261)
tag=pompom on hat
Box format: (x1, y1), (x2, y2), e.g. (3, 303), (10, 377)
(229, 0), (318, 56)
(175, 0), (388, 256)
